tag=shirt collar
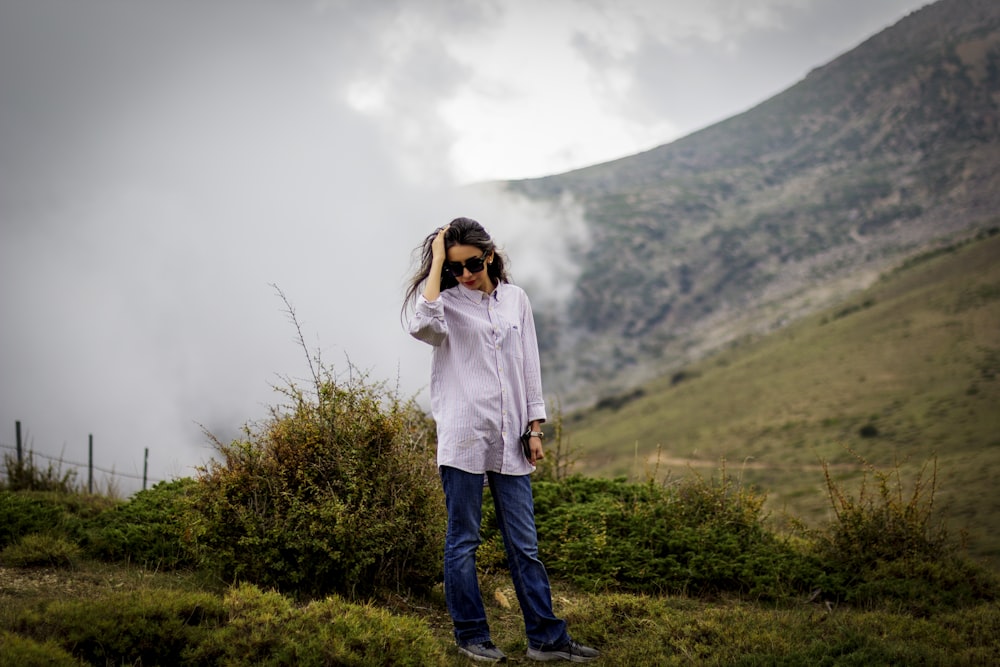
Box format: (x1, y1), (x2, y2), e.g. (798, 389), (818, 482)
(455, 281), (505, 303)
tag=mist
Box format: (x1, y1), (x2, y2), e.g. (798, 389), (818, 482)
(0, 1), (573, 492)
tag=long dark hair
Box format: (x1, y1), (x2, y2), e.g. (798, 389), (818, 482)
(402, 217), (510, 316)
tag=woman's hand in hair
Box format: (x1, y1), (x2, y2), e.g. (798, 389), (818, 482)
(422, 226), (449, 303)
(431, 226), (449, 262)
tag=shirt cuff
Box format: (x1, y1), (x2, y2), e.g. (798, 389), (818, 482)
(416, 294), (444, 314)
(527, 404), (547, 424)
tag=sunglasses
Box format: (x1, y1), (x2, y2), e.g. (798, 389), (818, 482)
(444, 252), (488, 277)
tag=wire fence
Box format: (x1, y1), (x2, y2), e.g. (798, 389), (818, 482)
(1, 421), (164, 493)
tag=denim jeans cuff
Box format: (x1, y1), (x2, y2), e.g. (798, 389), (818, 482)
(458, 636), (493, 648)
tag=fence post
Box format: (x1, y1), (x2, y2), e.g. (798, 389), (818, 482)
(143, 448), (149, 491)
(15, 420), (23, 466)
(88, 434), (93, 494)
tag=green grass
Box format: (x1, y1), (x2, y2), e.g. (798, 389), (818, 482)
(564, 232), (1000, 568)
(1, 562), (997, 666)
(4, 455), (996, 665)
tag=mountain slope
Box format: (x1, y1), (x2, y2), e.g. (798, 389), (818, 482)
(561, 230), (1000, 567)
(504, 0), (1000, 405)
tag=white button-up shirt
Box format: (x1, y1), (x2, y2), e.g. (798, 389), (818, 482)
(409, 282), (546, 475)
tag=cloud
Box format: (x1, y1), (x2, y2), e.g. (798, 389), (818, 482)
(437, 0), (680, 182)
(615, 0), (930, 131)
(452, 184), (590, 306)
(0, 0), (462, 489)
(343, 4), (487, 185)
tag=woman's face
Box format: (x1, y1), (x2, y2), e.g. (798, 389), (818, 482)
(446, 243), (494, 294)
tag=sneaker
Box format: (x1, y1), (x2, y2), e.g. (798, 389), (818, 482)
(527, 639), (600, 662)
(457, 640), (507, 663)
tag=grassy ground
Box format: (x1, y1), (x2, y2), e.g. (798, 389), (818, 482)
(563, 232), (1000, 569)
(3, 562), (998, 666)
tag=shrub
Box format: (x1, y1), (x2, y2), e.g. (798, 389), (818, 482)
(0, 490), (114, 549)
(187, 583), (449, 666)
(818, 456), (949, 571)
(12, 588), (224, 666)
(813, 455), (999, 611)
(1, 534), (82, 568)
(847, 557), (1000, 616)
(82, 478), (199, 569)
(0, 491), (66, 549)
(186, 364), (445, 598)
(501, 472), (819, 599)
(9, 582), (448, 666)
(0, 631), (81, 667)
(858, 423), (879, 438)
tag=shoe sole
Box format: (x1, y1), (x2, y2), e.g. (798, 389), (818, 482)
(526, 649), (598, 663)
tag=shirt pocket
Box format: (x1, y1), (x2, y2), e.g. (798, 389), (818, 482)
(506, 322), (524, 360)
(491, 310), (524, 360)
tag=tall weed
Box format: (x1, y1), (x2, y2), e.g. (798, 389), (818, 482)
(532, 400), (577, 482)
(813, 453), (999, 612)
(2, 451), (77, 494)
(820, 454), (949, 567)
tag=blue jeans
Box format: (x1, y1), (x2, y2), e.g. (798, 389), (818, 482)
(440, 466), (569, 649)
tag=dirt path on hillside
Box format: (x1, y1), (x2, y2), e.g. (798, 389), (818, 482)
(642, 454), (866, 472)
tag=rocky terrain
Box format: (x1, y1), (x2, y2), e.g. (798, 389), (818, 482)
(497, 0), (1000, 407)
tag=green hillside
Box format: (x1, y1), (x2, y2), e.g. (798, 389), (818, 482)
(509, 0), (1000, 405)
(562, 229), (1000, 568)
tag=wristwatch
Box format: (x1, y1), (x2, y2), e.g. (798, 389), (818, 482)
(527, 431), (545, 439)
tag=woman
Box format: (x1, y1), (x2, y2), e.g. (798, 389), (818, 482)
(404, 218), (599, 663)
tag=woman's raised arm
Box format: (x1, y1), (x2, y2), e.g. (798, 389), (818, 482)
(422, 226), (449, 302)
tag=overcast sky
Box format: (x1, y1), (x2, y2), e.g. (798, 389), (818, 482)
(0, 0), (930, 493)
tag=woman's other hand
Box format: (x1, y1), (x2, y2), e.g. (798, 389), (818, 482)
(529, 436), (544, 465)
